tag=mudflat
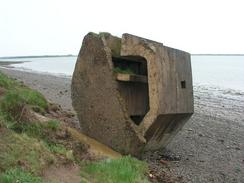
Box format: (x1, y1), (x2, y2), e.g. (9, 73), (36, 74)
(0, 67), (243, 183)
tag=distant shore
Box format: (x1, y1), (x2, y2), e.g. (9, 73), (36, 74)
(1, 54), (244, 59)
(0, 67), (243, 183)
(0, 61), (25, 66)
(0, 54), (77, 59)
(192, 54), (244, 56)
(2, 54), (244, 60)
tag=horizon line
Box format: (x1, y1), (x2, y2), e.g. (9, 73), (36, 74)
(1, 53), (244, 59)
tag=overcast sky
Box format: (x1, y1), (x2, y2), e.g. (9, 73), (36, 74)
(0, 0), (244, 56)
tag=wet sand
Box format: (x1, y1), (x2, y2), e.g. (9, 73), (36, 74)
(0, 67), (243, 183)
(0, 61), (26, 67)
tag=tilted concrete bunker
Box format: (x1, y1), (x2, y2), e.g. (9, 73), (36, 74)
(71, 32), (194, 155)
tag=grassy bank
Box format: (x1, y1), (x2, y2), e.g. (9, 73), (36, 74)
(0, 72), (151, 183)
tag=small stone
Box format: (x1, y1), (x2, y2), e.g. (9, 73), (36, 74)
(198, 133), (204, 137)
(217, 139), (224, 143)
(160, 159), (168, 165)
(177, 175), (183, 180)
(175, 155), (181, 160)
(235, 147), (240, 150)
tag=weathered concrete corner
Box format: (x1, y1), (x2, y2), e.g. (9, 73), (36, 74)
(71, 32), (193, 155)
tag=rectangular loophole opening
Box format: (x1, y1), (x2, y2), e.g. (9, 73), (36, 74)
(181, 81), (186, 89)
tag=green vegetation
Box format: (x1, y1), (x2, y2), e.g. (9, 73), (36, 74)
(113, 67), (135, 75)
(1, 117), (71, 158)
(0, 72), (66, 180)
(2, 119), (60, 139)
(46, 120), (60, 131)
(18, 89), (48, 109)
(0, 168), (43, 183)
(0, 72), (19, 89)
(87, 32), (122, 56)
(11, 122), (45, 138)
(82, 156), (149, 183)
(47, 144), (66, 154)
(99, 32), (122, 56)
(99, 32), (111, 38)
(0, 72), (48, 121)
(1, 89), (47, 120)
(0, 91), (25, 121)
(0, 129), (55, 174)
(0, 72), (152, 183)
(88, 32), (111, 38)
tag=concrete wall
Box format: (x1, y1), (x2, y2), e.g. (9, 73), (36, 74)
(71, 32), (193, 155)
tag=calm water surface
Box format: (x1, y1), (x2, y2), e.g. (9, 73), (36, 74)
(1, 55), (244, 92)
(191, 55), (244, 91)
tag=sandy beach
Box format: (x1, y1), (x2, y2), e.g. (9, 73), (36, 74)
(0, 67), (243, 183)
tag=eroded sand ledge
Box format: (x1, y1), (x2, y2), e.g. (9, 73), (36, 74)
(0, 67), (243, 183)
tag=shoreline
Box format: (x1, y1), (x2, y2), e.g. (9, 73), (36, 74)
(0, 67), (73, 112)
(1, 60), (244, 93)
(0, 62), (72, 79)
(0, 67), (243, 182)
(0, 61), (26, 66)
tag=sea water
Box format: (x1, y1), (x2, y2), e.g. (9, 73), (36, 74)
(0, 56), (76, 76)
(0, 55), (243, 93)
(191, 55), (244, 92)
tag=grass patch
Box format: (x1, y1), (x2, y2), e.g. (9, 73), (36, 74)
(0, 111), (47, 139)
(46, 120), (60, 131)
(0, 89), (48, 121)
(0, 129), (55, 174)
(87, 32), (121, 56)
(0, 72), (76, 180)
(0, 115), (5, 128)
(18, 89), (48, 110)
(5, 119), (61, 139)
(0, 115), (72, 175)
(82, 156), (149, 183)
(0, 168), (44, 183)
(47, 144), (67, 154)
(113, 67), (134, 75)
(99, 32), (111, 38)
(14, 122), (45, 139)
(46, 144), (74, 161)
(2, 118), (63, 150)
(0, 71), (48, 121)
(0, 72), (19, 89)
(0, 91), (26, 121)
(0, 72), (152, 183)
(1, 118), (72, 160)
